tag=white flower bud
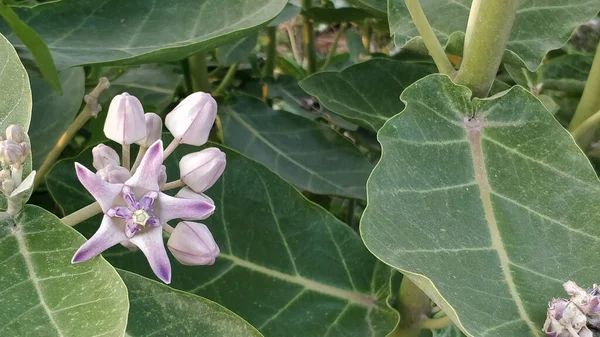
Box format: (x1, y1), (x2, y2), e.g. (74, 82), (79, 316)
(96, 164), (131, 184)
(2, 179), (14, 195)
(179, 147), (226, 193)
(103, 92), (147, 145)
(92, 144), (120, 171)
(0, 169), (11, 181)
(175, 187), (214, 220)
(544, 298), (592, 337)
(158, 165), (167, 188)
(0, 140), (23, 166)
(137, 113), (163, 148)
(165, 92), (217, 146)
(167, 221), (219, 266)
(5, 125), (25, 143)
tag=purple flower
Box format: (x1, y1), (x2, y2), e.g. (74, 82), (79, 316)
(71, 140), (215, 283)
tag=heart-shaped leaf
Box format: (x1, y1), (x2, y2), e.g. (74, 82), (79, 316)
(0, 205), (128, 337)
(361, 74), (600, 336)
(388, 0), (599, 70)
(300, 58), (436, 131)
(220, 95), (374, 199)
(120, 270), (262, 336)
(29, 67), (85, 169)
(46, 141), (400, 337)
(0, 0), (287, 70)
(217, 34), (257, 66)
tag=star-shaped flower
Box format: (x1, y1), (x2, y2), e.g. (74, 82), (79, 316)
(71, 140), (215, 283)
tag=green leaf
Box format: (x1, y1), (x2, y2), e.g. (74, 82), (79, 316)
(86, 64), (183, 145)
(268, 3), (300, 26)
(45, 140), (400, 336)
(29, 67), (84, 169)
(269, 75), (358, 131)
(120, 270), (263, 337)
(0, 32), (31, 131)
(346, 29), (367, 63)
(217, 34), (258, 66)
(0, 0), (288, 70)
(0, 2), (60, 93)
(361, 74), (600, 336)
(0, 205), (128, 337)
(220, 95), (374, 199)
(347, 0), (386, 15)
(388, 0), (599, 70)
(300, 58), (436, 131)
(275, 55), (306, 78)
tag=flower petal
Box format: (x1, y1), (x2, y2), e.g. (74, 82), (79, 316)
(129, 226), (171, 284)
(75, 163), (122, 212)
(156, 192), (215, 223)
(72, 216), (127, 263)
(125, 140), (163, 192)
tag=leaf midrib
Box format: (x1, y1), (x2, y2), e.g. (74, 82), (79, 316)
(465, 117), (540, 337)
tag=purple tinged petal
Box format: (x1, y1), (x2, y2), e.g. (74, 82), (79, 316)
(156, 192), (215, 223)
(129, 226), (171, 284)
(122, 186), (138, 209)
(107, 206), (132, 219)
(75, 163), (123, 212)
(72, 216), (128, 263)
(146, 216), (160, 227)
(139, 191), (158, 211)
(125, 220), (140, 238)
(125, 140), (163, 192)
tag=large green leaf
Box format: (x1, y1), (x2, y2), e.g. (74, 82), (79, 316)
(45, 141), (400, 337)
(388, 0), (599, 70)
(220, 95), (374, 199)
(120, 270), (263, 337)
(361, 74), (600, 336)
(0, 0), (287, 70)
(0, 2), (60, 92)
(0, 32), (31, 131)
(347, 0), (386, 15)
(29, 67), (84, 169)
(300, 58), (436, 131)
(217, 34), (257, 66)
(0, 205), (128, 336)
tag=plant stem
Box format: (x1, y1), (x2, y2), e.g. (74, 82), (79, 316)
(162, 138), (180, 160)
(415, 315), (453, 330)
(570, 109), (600, 141)
(214, 115), (225, 144)
(321, 23), (347, 71)
(213, 63), (239, 96)
(122, 144), (130, 170)
(454, 0), (518, 97)
(130, 146), (147, 173)
(390, 277), (431, 337)
(362, 20), (372, 52)
(285, 21), (302, 64)
(463, 0), (481, 54)
(264, 26), (277, 79)
(188, 51), (211, 93)
(301, 0), (317, 74)
(61, 202), (102, 226)
(34, 78), (110, 188)
(568, 40), (600, 143)
(404, 0), (455, 76)
(161, 179), (185, 191)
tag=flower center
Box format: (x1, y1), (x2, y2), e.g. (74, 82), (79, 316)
(132, 209), (150, 226)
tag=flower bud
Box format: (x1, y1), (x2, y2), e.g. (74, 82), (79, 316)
(19, 142), (29, 163)
(175, 187), (214, 220)
(543, 299), (592, 337)
(0, 140), (23, 166)
(165, 92), (217, 146)
(179, 148), (225, 193)
(564, 281), (600, 329)
(158, 165), (167, 188)
(96, 164), (131, 184)
(0, 169), (11, 181)
(2, 179), (14, 195)
(137, 113), (163, 148)
(92, 144), (120, 171)
(103, 92), (147, 145)
(167, 221), (219, 266)
(5, 125), (25, 143)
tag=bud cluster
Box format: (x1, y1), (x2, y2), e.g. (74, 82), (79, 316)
(93, 90), (225, 268)
(544, 281), (600, 337)
(0, 125), (29, 169)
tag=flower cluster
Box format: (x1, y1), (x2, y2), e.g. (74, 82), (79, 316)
(544, 281), (600, 337)
(71, 92), (225, 283)
(0, 125), (33, 198)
